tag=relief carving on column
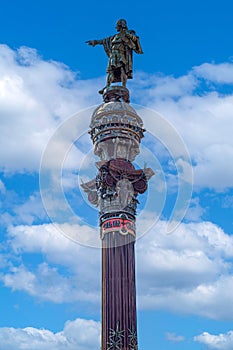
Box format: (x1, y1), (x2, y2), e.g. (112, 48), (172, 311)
(128, 328), (138, 350)
(81, 159), (154, 216)
(107, 322), (124, 350)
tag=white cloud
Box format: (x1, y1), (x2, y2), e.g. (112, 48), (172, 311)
(131, 69), (233, 190)
(193, 62), (233, 84)
(131, 71), (197, 100)
(139, 275), (233, 320)
(0, 187), (48, 226)
(13, 192), (47, 225)
(194, 330), (233, 350)
(3, 219), (233, 320)
(0, 318), (100, 350)
(0, 43), (233, 191)
(184, 197), (205, 221)
(0, 44), (100, 173)
(158, 92), (233, 190)
(1, 45), (233, 320)
(3, 223), (101, 303)
(136, 220), (233, 319)
(193, 143), (233, 189)
(165, 332), (185, 343)
(2, 263), (99, 304)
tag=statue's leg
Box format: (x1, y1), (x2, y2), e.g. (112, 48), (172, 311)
(121, 67), (127, 87)
(99, 72), (113, 94)
(107, 71), (114, 87)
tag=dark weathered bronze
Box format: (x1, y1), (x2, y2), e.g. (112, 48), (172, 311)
(102, 233), (138, 350)
(84, 24), (151, 348)
(81, 83), (154, 349)
(86, 19), (143, 94)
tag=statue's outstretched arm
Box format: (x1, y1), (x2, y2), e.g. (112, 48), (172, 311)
(85, 39), (104, 47)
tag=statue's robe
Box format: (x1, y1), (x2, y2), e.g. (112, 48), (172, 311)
(101, 30), (143, 82)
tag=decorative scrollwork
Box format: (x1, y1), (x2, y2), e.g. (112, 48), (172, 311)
(96, 159), (150, 199)
(81, 159), (154, 219)
(128, 327), (138, 350)
(107, 322), (124, 350)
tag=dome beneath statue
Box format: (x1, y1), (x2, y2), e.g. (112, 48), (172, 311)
(89, 88), (145, 162)
(90, 100), (143, 128)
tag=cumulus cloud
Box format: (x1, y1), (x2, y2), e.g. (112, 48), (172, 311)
(194, 330), (233, 350)
(2, 262), (99, 304)
(2, 219), (233, 320)
(2, 44), (233, 323)
(3, 223), (101, 303)
(0, 318), (100, 350)
(0, 43), (232, 192)
(155, 92), (233, 190)
(136, 220), (233, 319)
(130, 71), (197, 101)
(0, 44), (101, 173)
(130, 67), (233, 190)
(0, 183), (49, 227)
(193, 62), (233, 84)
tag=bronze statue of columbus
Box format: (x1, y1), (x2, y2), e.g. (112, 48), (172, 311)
(83, 20), (153, 350)
(86, 19), (143, 94)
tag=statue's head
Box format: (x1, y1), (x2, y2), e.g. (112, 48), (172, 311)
(116, 19), (128, 31)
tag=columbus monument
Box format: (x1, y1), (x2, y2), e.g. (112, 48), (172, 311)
(83, 19), (154, 350)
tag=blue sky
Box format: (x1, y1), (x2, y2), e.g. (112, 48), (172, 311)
(0, 0), (233, 349)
